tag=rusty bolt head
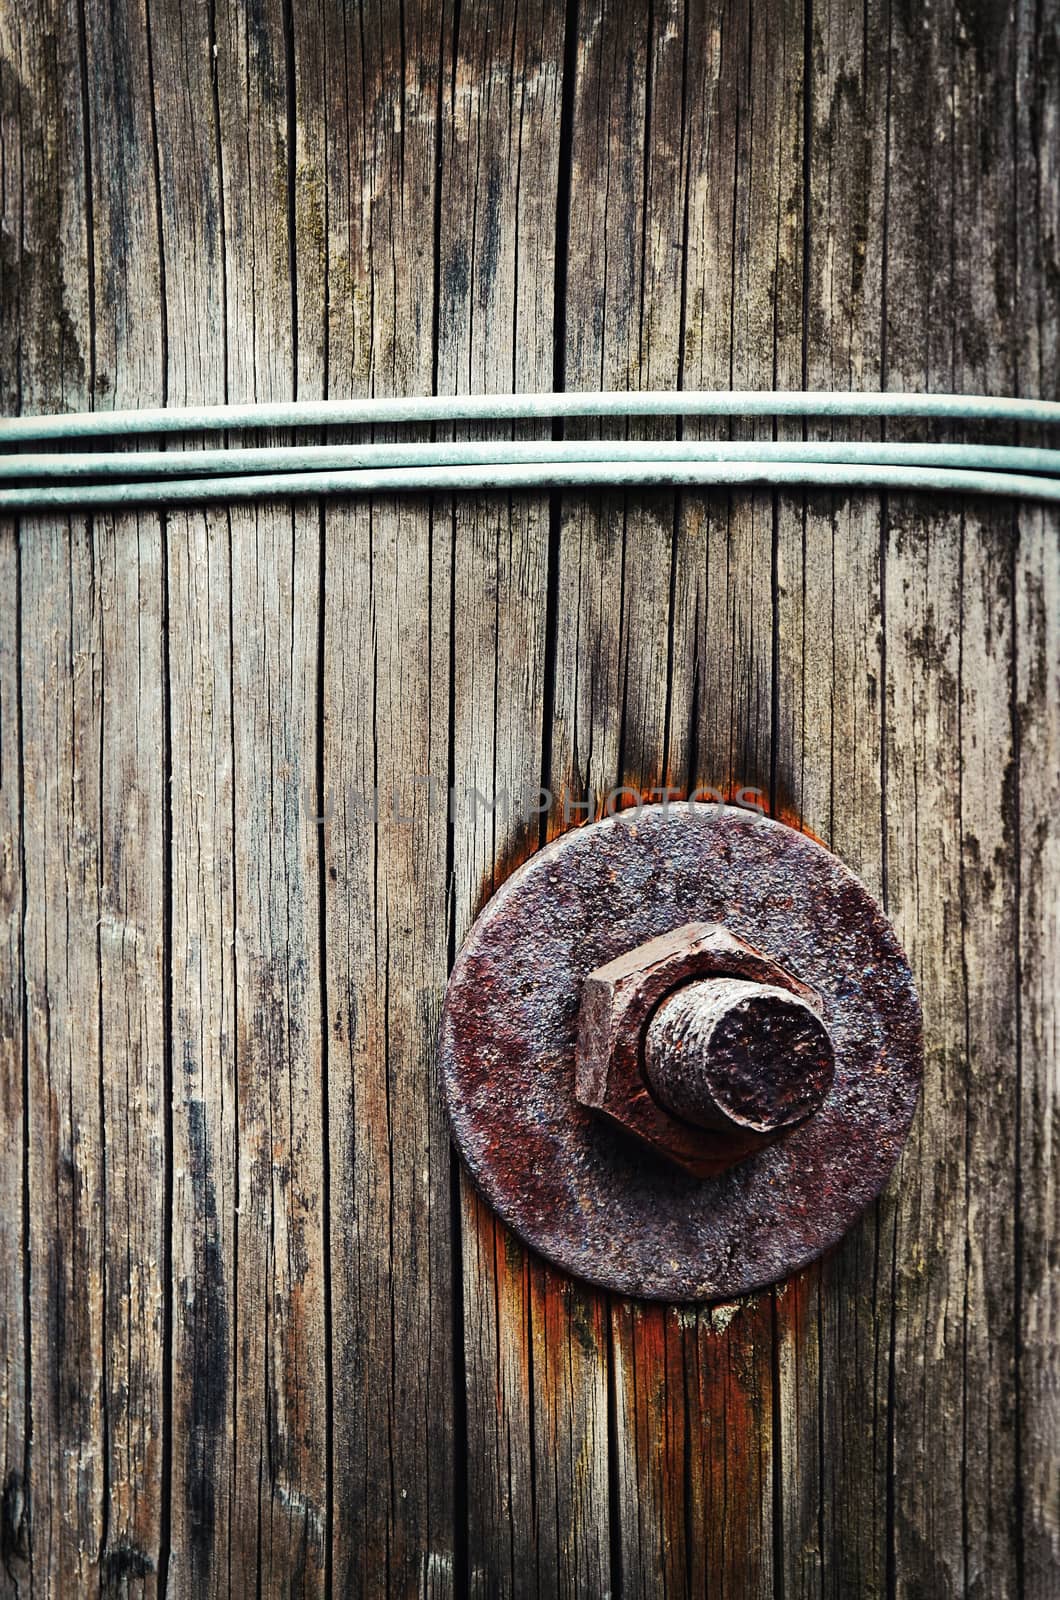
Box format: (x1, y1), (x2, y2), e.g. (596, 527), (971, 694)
(575, 921), (834, 1177)
(644, 976), (835, 1133)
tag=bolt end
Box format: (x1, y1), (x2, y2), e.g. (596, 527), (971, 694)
(644, 977), (835, 1135)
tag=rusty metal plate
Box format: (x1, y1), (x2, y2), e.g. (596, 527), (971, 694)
(439, 804), (923, 1301)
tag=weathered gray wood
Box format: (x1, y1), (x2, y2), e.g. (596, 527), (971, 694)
(96, 511), (167, 1596)
(0, 16), (27, 1596)
(1015, 9), (1060, 1593)
(672, 0), (806, 821)
(555, 11), (686, 1591)
(166, 506), (239, 1597)
(0, 519), (25, 1599)
(436, 3), (613, 1594)
(672, 3), (809, 1593)
(146, 0), (238, 1589)
(84, 2), (169, 1591)
(883, 6), (1025, 1595)
(2, 7), (98, 1595)
(772, 0), (892, 1592)
(1015, 505), (1060, 1598)
(3, 0), (169, 1593)
(553, 0), (676, 817)
(0, 2), (1057, 1597)
(209, 0), (331, 1590)
(21, 525), (109, 1597)
(304, 4), (458, 1594)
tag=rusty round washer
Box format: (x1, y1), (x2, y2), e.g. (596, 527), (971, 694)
(439, 804), (923, 1301)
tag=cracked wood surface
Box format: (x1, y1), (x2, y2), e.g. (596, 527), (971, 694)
(0, 1), (1057, 1595)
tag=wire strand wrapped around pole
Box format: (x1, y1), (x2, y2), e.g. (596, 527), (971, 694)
(3, 439), (1060, 482)
(2, 387), (1059, 442)
(2, 459), (1059, 512)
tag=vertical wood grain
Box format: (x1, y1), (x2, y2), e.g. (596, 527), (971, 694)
(0, 2), (1057, 1596)
(883, 5), (1023, 1595)
(166, 505), (239, 1598)
(213, 0), (329, 1588)
(21, 523), (108, 1596)
(555, 11), (685, 1590)
(83, 0), (169, 1588)
(0, 517), (25, 1596)
(671, 0), (805, 812)
(0, 7), (27, 1590)
(3, 0), (171, 1590)
(552, 0), (677, 816)
(95, 510), (167, 1595)
(146, 0), (240, 1589)
(307, 3), (457, 1592)
(1015, 4), (1060, 1594)
(772, 0), (892, 1592)
(3, 0), (99, 1589)
(1014, 503), (1060, 1599)
(435, 3), (613, 1593)
(671, 3), (808, 1594)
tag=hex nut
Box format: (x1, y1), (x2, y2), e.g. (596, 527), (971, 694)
(575, 921), (830, 1177)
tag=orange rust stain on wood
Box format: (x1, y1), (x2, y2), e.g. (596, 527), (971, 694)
(477, 818), (547, 913)
(478, 778), (825, 917)
(465, 1178), (611, 1397)
(608, 1284), (812, 1591)
(462, 1122), (819, 1591)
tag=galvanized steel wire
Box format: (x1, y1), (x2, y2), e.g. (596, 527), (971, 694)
(1, 390), (1058, 511)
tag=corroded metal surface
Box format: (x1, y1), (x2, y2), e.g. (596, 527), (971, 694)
(643, 975), (835, 1134)
(574, 921), (831, 1176)
(439, 804), (924, 1301)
